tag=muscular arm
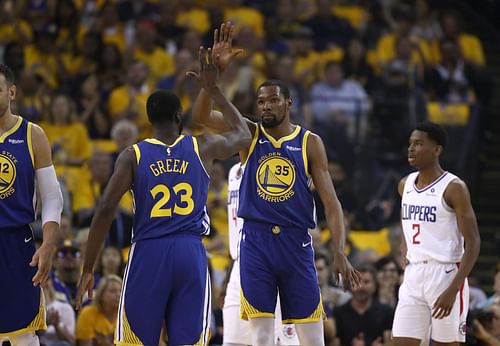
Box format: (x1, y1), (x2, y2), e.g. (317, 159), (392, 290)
(398, 176), (408, 268)
(31, 124), (62, 285)
(307, 133), (360, 288)
(81, 148), (135, 274)
(444, 180), (480, 291)
(195, 78), (252, 169)
(308, 134), (345, 255)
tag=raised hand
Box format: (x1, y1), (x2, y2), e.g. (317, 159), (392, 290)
(212, 21), (243, 75)
(187, 47), (219, 90)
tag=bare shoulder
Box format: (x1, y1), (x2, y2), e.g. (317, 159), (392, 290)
(30, 122), (48, 140)
(444, 178), (470, 201)
(398, 176), (409, 196)
(29, 122), (52, 168)
(306, 132), (325, 156)
(246, 118), (257, 135)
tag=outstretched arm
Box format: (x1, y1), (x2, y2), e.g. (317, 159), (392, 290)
(307, 133), (361, 289)
(190, 47), (252, 167)
(75, 147), (135, 308)
(191, 22), (254, 134)
(432, 179), (480, 319)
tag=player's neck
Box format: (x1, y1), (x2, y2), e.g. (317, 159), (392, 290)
(0, 112), (17, 132)
(262, 122), (296, 140)
(417, 165), (444, 187)
(153, 126), (181, 145)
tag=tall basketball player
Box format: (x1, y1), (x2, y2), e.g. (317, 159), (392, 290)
(192, 22), (361, 346)
(392, 122), (480, 345)
(223, 162), (300, 346)
(0, 64), (64, 345)
(75, 48), (251, 346)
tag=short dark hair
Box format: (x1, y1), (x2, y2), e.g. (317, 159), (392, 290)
(0, 64), (15, 85)
(258, 80), (291, 99)
(146, 90), (182, 124)
(414, 122), (448, 148)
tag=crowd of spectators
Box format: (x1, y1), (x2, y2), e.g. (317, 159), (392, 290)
(0, 0), (497, 345)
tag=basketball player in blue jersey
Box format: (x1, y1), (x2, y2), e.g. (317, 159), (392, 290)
(75, 48), (251, 346)
(192, 22), (361, 346)
(393, 122), (480, 345)
(0, 64), (64, 346)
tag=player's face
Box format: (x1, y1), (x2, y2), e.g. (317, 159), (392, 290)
(407, 130), (441, 168)
(256, 85), (291, 129)
(0, 74), (15, 118)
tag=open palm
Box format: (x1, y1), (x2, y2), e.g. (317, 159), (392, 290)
(212, 21), (243, 74)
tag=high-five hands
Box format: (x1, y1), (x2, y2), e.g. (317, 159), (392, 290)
(212, 21), (243, 74)
(187, 47), (220, 90)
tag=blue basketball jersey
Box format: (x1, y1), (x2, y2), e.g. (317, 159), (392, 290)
(131, 136), (210, 241)
(238, 124), (316, 229)
(0, 117), (36, 228)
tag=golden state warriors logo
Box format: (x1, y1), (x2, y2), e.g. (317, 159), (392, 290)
(0, 153), (16, 199)
(256, 154), (295, 202)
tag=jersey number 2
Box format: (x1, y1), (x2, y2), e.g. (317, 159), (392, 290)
(412, 224), (421, 244)
(150, 183), (194, 218)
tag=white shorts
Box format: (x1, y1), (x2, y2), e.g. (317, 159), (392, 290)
(392, 261), (469, 343)
(222, 260), (300, 345)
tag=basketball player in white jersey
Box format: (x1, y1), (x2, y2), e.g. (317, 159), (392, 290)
(223, 162), (300, 346)
(392, 122), (480, 345)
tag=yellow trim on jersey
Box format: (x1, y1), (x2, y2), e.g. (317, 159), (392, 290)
(145, 135), (185, 147)
(193, 329), (210, 346)
(261, 124), (301, 149)
(27, 121), (35, 166)
(242, 125), (259, 166)
(193, 136), (200, 156)
(282, 299), (325, 324)
(302, 130), (311, 177)
(192, 136), (209, 178)
(132, 144), (140, 165)
(0, 288), (47, 337)
(115, 310), (144, 346)
(240, 289), (274, 321)
(0, 115), (22, 143)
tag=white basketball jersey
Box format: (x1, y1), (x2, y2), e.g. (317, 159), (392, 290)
(227, 162), (244, 260)
(401, 171), (464, 263)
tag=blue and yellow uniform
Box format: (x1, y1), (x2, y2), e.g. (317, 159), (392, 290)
(238, 124), (323, 323)
(115, 136), (211, 346)
(0, 116), (46, 337)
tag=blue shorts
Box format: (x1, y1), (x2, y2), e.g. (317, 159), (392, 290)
(239, 221), (323, 323)
(0, 225), (46, 336)
(115, 234), (211, 346)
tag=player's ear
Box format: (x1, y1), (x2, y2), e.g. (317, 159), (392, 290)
(9, 84), (16, 100)
(435, 144), (443, 156)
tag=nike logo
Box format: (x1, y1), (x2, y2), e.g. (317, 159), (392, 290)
(445, 268), (455, 274)
(302, 241), (311, 247)
(258, 139), (270, 144)
(24, 237), (32, 243)
(406, 190), (414, 194)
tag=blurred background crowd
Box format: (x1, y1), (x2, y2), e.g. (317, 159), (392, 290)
(0, 0), (499, 345)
